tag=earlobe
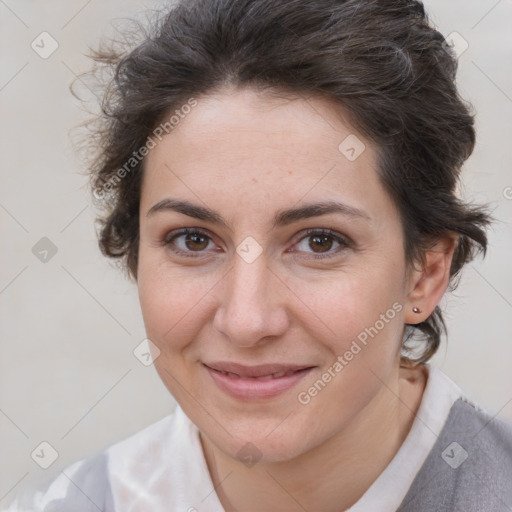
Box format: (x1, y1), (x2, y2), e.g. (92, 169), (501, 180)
(404, 237), (457, 324)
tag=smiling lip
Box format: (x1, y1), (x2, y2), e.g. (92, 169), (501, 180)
(203, 362), (315, 400)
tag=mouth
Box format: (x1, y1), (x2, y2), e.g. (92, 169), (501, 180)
(202, 362), (316, 400)
(207, 367), (311, 380)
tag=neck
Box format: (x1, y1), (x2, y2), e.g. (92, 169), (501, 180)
(200, 364), (427, 512)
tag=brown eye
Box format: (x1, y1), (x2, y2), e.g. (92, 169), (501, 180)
(184, 232), (209, 251)
(308, 234), (334, 253)
(163, 228), (217, 257)
(292, 228), (352, 259)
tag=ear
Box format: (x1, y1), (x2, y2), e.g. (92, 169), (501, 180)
(404, 236), (457, 325)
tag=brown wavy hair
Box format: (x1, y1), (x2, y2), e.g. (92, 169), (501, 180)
(83, 0), (491, 365)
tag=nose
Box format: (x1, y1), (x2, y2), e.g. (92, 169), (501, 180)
(213, 255), (290, 348)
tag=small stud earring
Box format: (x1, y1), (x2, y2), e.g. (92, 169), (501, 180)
(412, 306), (422, 314)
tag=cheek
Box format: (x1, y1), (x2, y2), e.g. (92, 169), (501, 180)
(291, 264), (405, 348)
(292, 272), (405, 430)
(137, 257), (218, 353)
(136, 261), (218, 402)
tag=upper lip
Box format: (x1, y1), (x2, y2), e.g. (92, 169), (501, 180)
(204, 361), (314, 378)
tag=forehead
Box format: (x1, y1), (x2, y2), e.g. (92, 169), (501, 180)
(147, 86), (363, 166)
(140, 86), (395, 225)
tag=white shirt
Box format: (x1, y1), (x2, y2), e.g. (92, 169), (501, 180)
(9, 364), (467, 511)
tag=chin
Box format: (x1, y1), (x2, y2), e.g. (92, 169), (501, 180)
(226, 437), (306, 466)
(207, 416), (318, 465)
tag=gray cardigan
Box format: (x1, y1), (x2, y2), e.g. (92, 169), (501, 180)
(398, 397), (512, 511)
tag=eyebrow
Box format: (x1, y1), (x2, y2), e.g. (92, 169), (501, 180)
(146, 198), (371, 227)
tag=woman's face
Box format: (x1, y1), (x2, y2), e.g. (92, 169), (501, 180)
(138, 86), (416, 463)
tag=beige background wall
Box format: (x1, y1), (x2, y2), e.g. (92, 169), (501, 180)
(1, 0), (511, 505)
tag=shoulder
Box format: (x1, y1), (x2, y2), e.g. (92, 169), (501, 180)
(2, 452), (113, 512)
(399, 397), (512, 512)
(33, 412), (178, 512)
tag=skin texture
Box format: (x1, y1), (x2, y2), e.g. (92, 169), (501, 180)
(137, 86), (455, 511)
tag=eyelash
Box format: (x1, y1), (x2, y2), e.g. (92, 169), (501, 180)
(161, 227), (352, 260)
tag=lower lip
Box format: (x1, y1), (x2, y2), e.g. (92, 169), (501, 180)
(204, 365), (315, 400)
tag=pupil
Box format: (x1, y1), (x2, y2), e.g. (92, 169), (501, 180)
(309, 235), (332, 253)
(186, 233), (208, 251)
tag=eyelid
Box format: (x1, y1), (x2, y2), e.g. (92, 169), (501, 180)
(295, 227), (352, 244)
(162, 226), (213, 244)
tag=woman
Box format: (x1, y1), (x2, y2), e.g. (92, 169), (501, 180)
(12, 0), (512, 510)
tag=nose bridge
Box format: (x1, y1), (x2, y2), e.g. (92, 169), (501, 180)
(227, 255), (274, 323)
(213, 255), (288, 345)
